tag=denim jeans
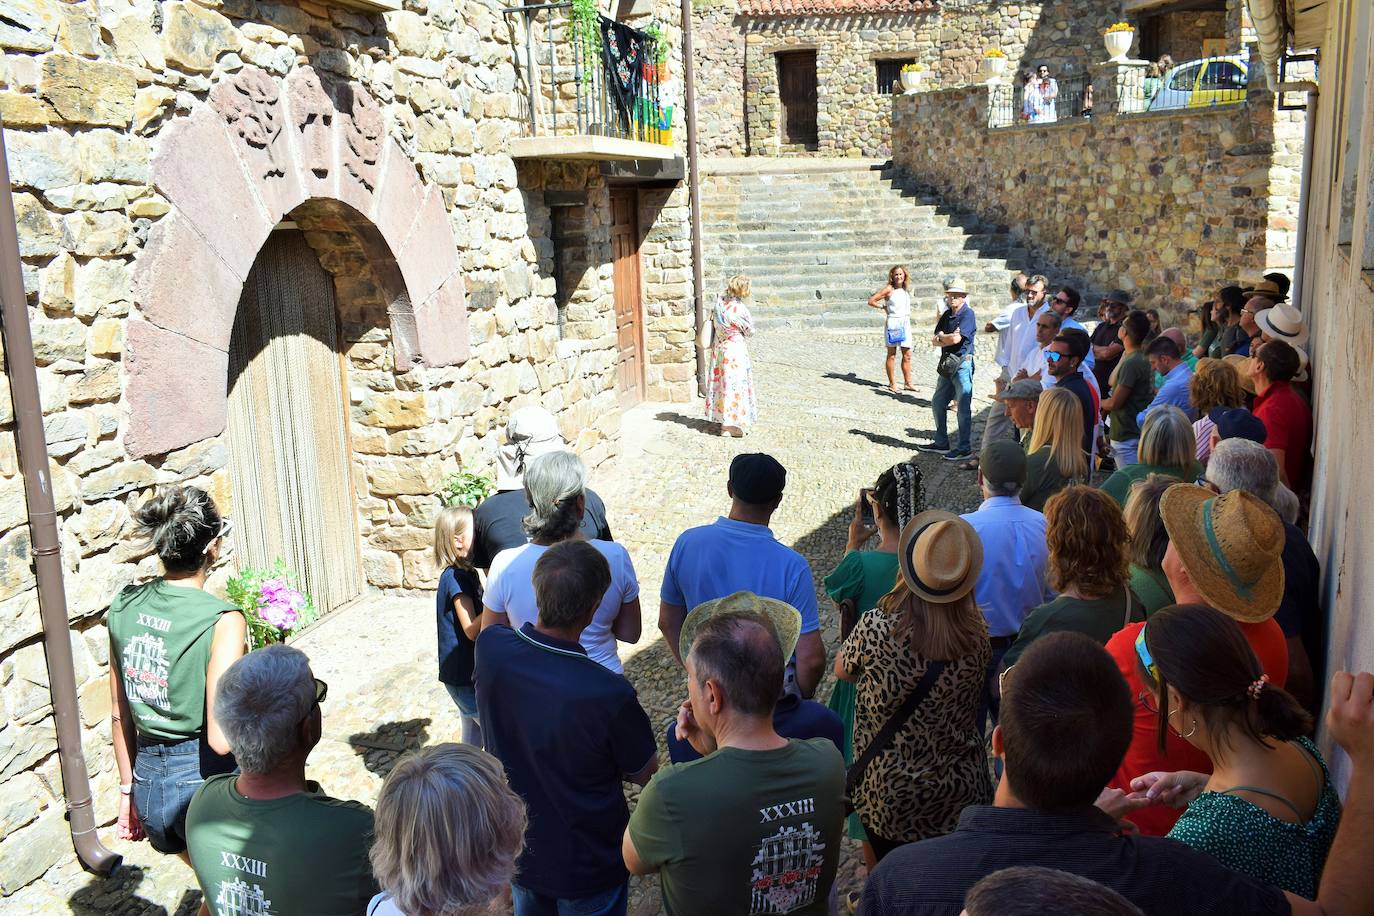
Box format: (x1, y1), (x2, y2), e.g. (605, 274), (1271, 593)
(443, 682), (483, 747)
(1111, 438), (1139, 467)
(511, 882), (627, 916)
(932, 357), (974, 452)
(132, 734), (235, 853)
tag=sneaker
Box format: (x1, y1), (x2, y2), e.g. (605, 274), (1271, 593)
(943, 449), (973, 461)
(915, 442), (950, 454)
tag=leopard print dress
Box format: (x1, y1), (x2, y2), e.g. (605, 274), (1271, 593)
(841, 605), (992, 843)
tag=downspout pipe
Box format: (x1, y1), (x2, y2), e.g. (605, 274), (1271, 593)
(0, 121), (120, 876)
(680, 0), (707, 396)
(1290, 86), (1319, 311)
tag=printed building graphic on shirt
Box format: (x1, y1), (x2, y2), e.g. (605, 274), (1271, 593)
(750, 816), (826, 914)
(121, 633), (170, 709)
(215, 877), (272, 916)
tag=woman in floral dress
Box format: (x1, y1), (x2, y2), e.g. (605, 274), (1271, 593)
(706, 275), (757, 437)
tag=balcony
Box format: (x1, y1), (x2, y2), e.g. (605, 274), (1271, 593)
(502, 2), (680, 169)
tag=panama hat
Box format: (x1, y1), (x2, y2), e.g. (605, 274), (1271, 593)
(679, 591), (802, 663)
(1158, 484), (1285, 623)
(944, 278), (969, 295)
(1222, 354), (1257, 394)
(495, 406), (565, 490)
(897, 510), (983, 604)
(1240, 279), (1287, 303)
(1254, 302), (1309, 348)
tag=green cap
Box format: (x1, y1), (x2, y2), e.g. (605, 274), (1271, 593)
(980, 440), (1027, 487)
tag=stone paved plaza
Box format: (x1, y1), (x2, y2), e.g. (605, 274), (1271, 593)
(42, 323), (999, 915)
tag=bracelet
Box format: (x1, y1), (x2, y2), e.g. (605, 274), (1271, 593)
(119, 784), (132, 795)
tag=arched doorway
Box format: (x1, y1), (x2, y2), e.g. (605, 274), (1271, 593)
(225, 227), (364, 615)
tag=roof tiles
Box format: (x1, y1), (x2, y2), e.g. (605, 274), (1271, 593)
(738, 0), (935, 16)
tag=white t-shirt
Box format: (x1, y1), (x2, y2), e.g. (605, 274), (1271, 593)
(485, 539), (639, 673)
(367, 894), (404, 916)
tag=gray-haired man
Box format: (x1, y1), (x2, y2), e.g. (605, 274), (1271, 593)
(185, 645), (378, 915)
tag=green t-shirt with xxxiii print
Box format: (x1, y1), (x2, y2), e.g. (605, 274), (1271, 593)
(186, 774), (379, 916)
(107, 579), (238, 741)
(629, 738), (845, 916)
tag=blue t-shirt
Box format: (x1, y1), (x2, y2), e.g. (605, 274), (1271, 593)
(665, 694), (844, 764)
(936, 303), (978, 359)
(436, 565), (481, 686)
(660, 517), (820, 634)
(475, 624), (657, 898)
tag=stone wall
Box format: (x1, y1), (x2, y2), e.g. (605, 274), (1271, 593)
(0, 0), (694, 900)
(889, 48), (1298, 305)
(692, 0), (1251, 157)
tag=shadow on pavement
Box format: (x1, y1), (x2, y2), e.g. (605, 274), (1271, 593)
(347, 717), (432, 777)
(68, 864), (201, 916)
(653, 411), (718, 434)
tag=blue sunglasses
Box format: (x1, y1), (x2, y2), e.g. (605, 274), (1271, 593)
(1044, 350), (1064, 363)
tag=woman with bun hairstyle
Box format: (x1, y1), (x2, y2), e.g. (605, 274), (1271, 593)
(1126, 603), (1341, 896)
(108, 486), (246, 858)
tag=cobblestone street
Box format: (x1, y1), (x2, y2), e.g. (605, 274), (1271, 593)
(51, 324), (1000, 915)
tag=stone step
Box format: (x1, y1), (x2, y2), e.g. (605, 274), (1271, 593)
(703, 231), (1011, 251)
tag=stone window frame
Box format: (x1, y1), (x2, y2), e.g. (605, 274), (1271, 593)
(872, 54), (918, 96)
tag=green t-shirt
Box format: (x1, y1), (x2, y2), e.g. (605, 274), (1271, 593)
(628, 739), (845, 916)
(1021, 446), (1081, 513)
(107, 580), (238, 741)
(823, 550), (899, 618)
(1108, 352), (1155, 442)
(1129, 564), (1175, 618)
(1003, 586), (1144, 668)
(1100, 461), (1202, 507)
(186, 774), (379, 916)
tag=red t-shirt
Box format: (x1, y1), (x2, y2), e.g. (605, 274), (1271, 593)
(1105, 618), (1289, 836)
(1253, 380), (1312, 489)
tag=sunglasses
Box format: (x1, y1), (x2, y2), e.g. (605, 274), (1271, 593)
(1043, 350), (1065, 363)
(998, 663), (1017, 697)
(202, 519), (234, 555)
(1053, 296), (1071, 305)
(301, 677), (328, 722)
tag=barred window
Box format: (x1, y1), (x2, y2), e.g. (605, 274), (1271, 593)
(875, 59), (915, 95)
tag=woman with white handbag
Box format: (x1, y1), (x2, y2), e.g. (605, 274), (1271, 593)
(868, 265), (915, 393)
(704, 275), (757, 437)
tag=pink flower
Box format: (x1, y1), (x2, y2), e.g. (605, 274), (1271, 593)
(257, 578), (305, 631)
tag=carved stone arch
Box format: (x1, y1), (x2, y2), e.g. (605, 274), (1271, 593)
(124, 65), (468, 459)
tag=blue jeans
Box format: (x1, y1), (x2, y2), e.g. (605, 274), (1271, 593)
(511, 882), (627, 916)
(932, 357), (974, 452)
(1111, 438), (1139, 466)
(443, 682), (482, 747)
(132, 734), (235, 853)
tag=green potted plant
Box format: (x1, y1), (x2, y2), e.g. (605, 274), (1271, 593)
(571, 0), (600, 87)
(440, 468), (495, 508)
(644, 19), (670, 81)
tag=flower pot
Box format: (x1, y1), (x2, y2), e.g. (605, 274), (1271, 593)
(899, 70), (923, 94)
(1104, 29), (1134, 62)
(657, 61), (670, 82)
(982, 56), (1008, 81)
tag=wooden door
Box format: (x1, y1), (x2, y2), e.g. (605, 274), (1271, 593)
(777, 51), (818, 149)
(610, 189), (645, 406)
(226, 229), (364, 619)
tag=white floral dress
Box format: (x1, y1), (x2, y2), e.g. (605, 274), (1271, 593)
(706, 295), (757, 429)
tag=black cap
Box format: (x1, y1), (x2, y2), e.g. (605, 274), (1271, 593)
(729, 453), (786, 505)
(1208, 407), (1267, 444)
(980, 440), (1027, 487)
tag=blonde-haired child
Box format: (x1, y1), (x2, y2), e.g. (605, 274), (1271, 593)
(433, 505), (483, 746)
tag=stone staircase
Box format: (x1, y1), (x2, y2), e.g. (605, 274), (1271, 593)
(701, 161), (1027, 332)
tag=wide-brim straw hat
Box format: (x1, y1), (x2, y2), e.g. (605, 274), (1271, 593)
(1241, 279), (1287, 303)
(1222, 354), (1257, 394)
(679, 591), (802, 663)
(1255, 302), (1309, 348)
(1159, 484), (1285, 623)
(897, 510), (983, 604)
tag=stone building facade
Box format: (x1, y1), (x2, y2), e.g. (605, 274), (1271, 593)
(888, 45), (1299, 305)
(0, 0), (694, 898)
(693, 0), (1251, 157)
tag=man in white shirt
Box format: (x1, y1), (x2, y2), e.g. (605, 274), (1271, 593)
(978, 276), (1031, 461)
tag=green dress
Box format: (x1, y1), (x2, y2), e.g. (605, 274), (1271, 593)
(1128, 564), (1175, 617)
(823, 549), (900, 841)
(1100, 460), (1202, 507)
(1167, 737), (1341, 898)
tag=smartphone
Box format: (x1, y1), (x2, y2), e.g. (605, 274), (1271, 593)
(858, 489), (875, 528)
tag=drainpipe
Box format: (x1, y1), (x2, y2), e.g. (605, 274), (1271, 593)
(0, 122), (120, 876)
(1288, 85), (1318, 310)
(680, 0), (707, 396)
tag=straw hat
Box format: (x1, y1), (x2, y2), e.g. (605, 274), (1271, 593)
(495, 407), (565, 490)
(1222, 354), (1256, 394)
(1255, 302), (1309, 348)
(897, 510), (983, 604)
(944, 278), (969, 295)
(678, 591), (802, 663)
(1158, 484), (1285, 623)
(1241, 279), (1287, 303)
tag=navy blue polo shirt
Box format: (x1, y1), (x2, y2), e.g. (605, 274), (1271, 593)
(935, 303), (977, 359)
(475, 623), (656, 898)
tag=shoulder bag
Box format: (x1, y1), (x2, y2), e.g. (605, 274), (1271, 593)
(844, 660), (947, 816)
(937, 350), (963, 379)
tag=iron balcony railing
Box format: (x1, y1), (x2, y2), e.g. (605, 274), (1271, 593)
(502, 2), (672, 146)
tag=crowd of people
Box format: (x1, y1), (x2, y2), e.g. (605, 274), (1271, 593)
(101, 260), (1370, 916)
